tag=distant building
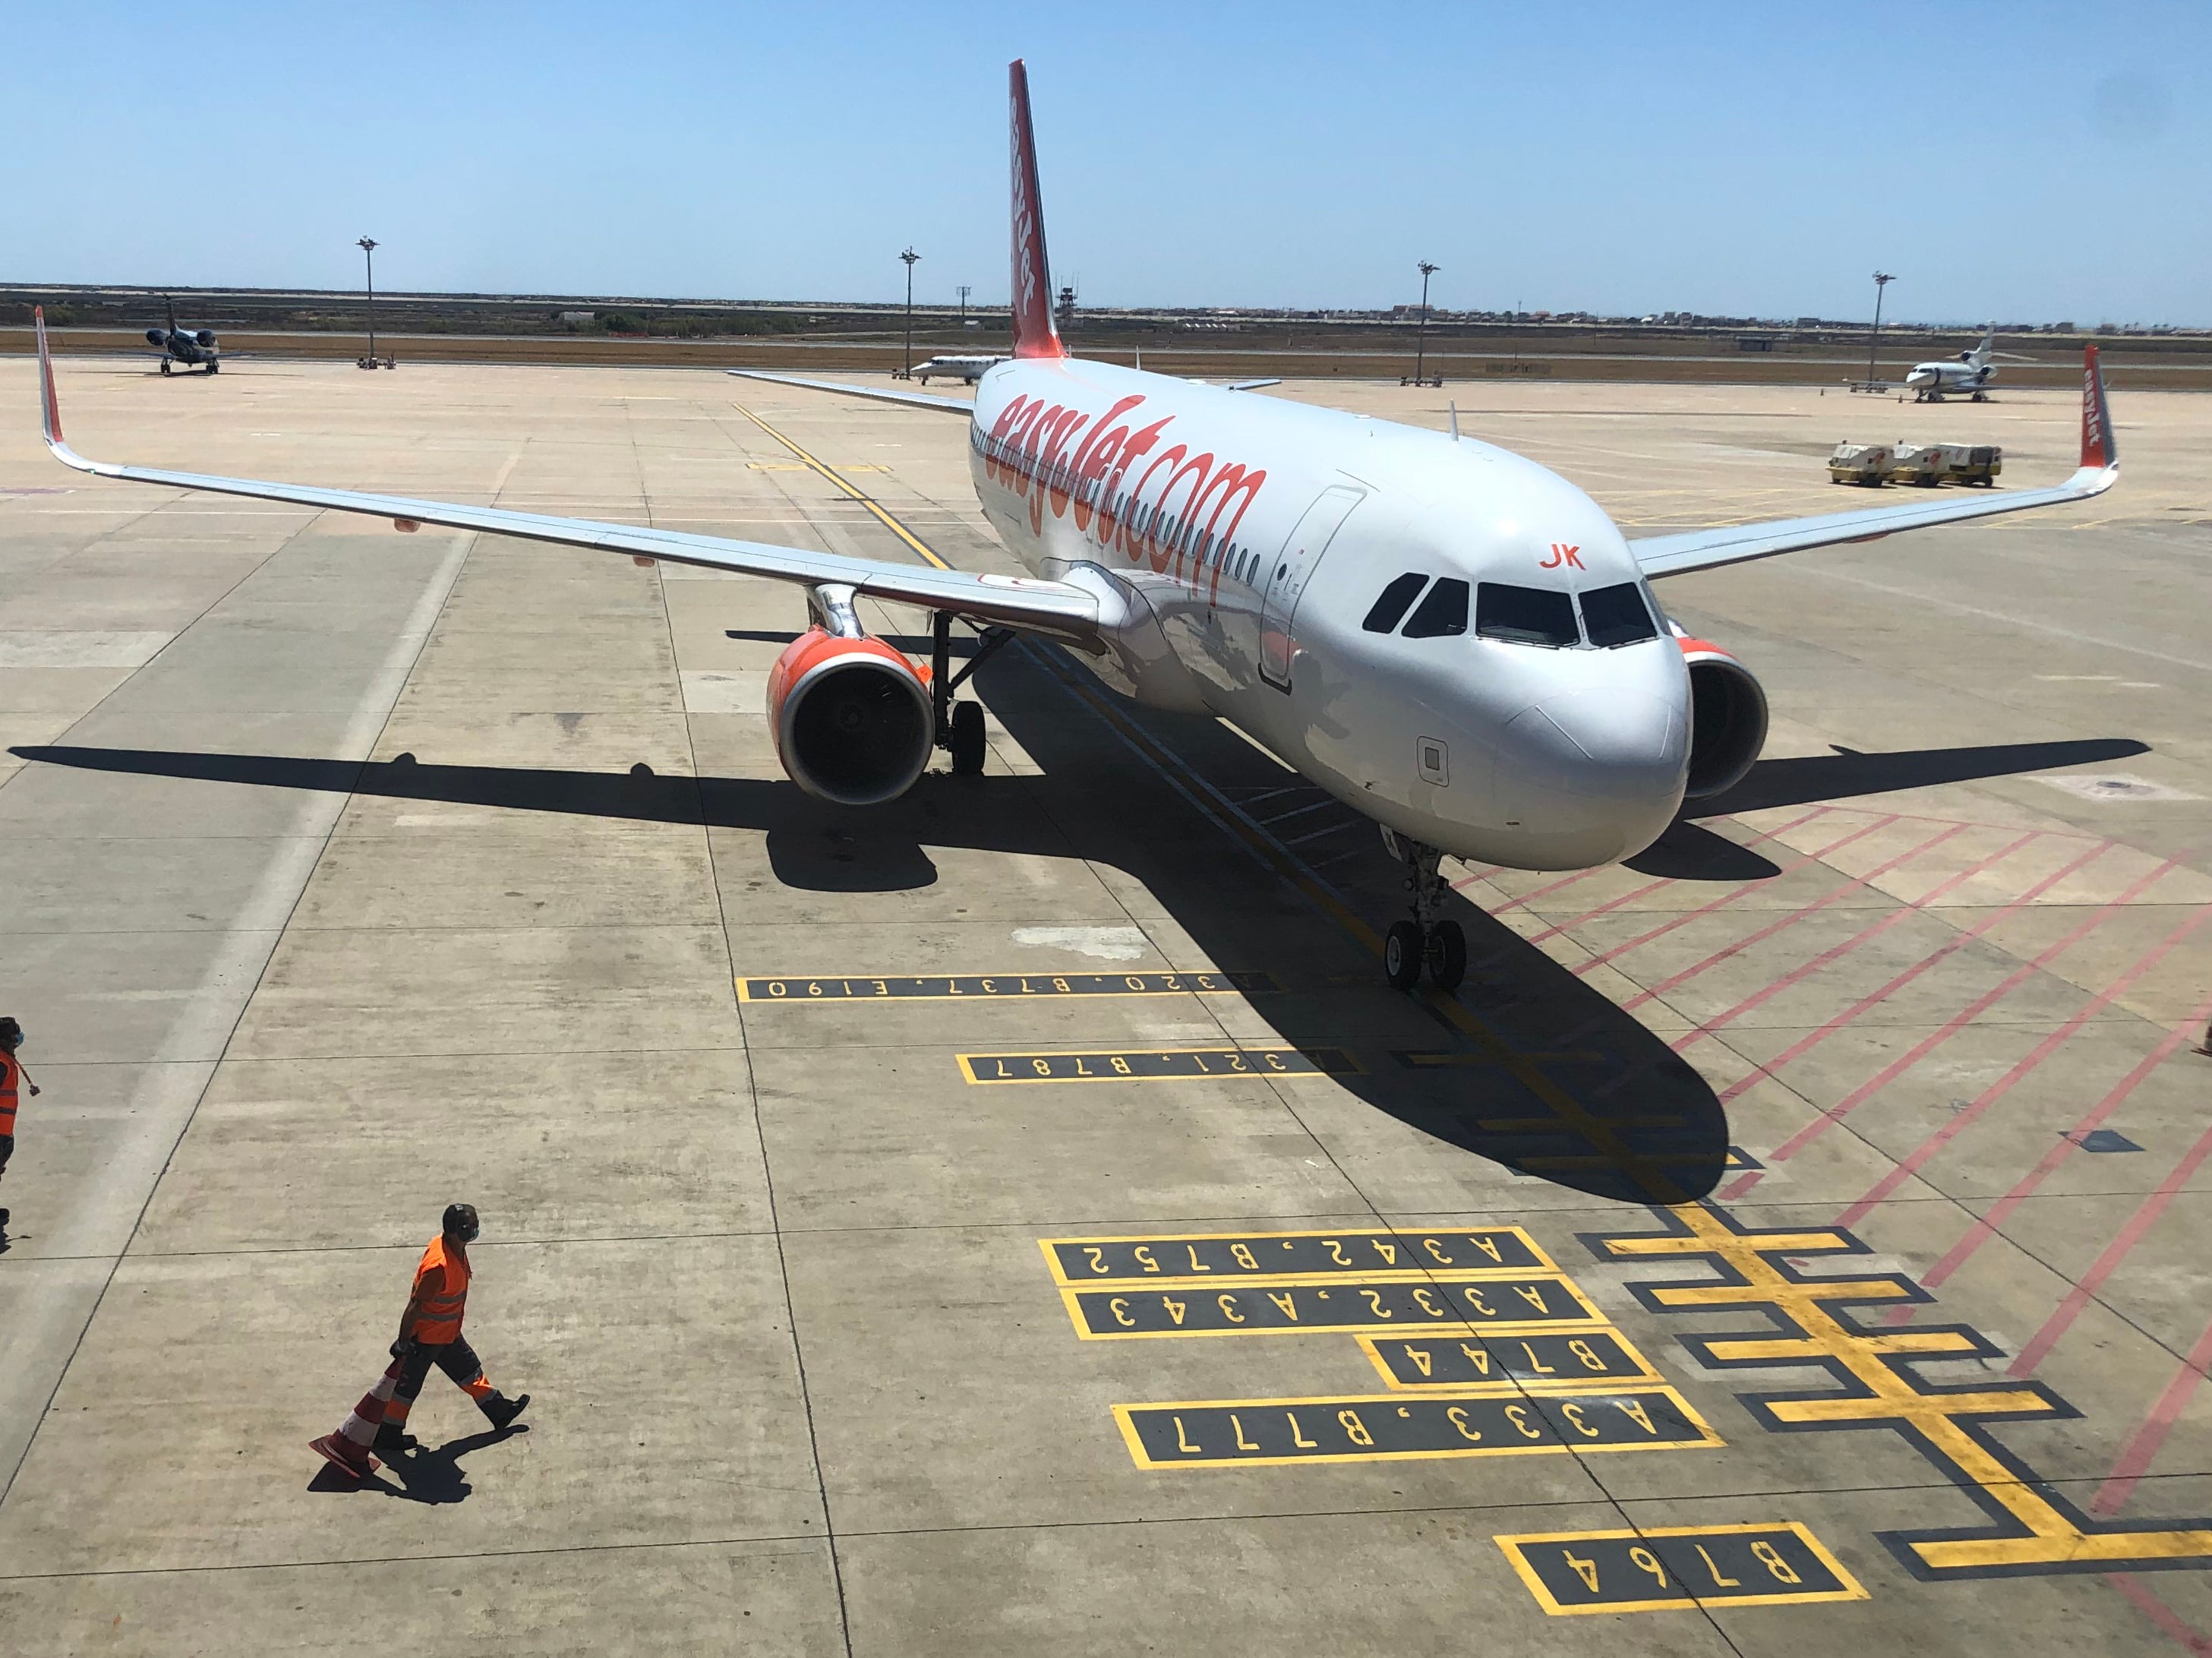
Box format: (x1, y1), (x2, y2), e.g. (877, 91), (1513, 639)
(557, 311), (596, 325)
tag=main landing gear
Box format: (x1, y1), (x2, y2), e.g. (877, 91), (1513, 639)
(1379, 828), (1466, 993)
(929, 612), (1014, 776)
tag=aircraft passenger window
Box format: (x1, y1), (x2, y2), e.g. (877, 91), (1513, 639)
(1579, 582), (1659, 648)
(1362, 573), (1428, 633)
(1476, 583), (1579, 647)
(1402, 578), (1470, 638)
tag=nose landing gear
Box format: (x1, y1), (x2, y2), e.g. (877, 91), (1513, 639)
(1380, 829), (1466, 993)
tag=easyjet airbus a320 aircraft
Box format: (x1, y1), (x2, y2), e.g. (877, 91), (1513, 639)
(34, 61), (2119, 993)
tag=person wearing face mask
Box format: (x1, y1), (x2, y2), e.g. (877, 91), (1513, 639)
(311, 1203), (530, 1480)
(0, 1016), (40, 1233)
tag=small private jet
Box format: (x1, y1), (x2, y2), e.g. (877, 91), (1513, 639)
(146, 297), (220, 375)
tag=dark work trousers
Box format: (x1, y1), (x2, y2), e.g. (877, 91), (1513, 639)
(389, 1334), (491, 1421)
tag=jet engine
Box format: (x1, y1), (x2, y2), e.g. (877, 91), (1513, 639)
(146, 328), (167, 346)
(766, 625), (934, 806)
(195, 330), (216, 347)
(1676, 636), (1768, 799)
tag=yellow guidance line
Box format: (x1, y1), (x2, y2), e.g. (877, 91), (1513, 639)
(729, 401), (955, 572)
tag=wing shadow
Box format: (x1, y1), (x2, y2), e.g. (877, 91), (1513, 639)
(11, 699), (2144, 1205)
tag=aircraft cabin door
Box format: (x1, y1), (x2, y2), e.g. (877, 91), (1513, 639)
(1259, 484), (1365, 690)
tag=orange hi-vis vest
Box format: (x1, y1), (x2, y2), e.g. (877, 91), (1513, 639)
(0, 1051), (20, 1136)
(405, 1234), (471, 1344)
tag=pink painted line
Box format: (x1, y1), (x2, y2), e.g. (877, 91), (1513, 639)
(2106, 1575), (2212, 1656)
(1677, 823), (2020, 1053)
(1469, 803), (1834, 971)
(1715, 835), (2092, 1106)
(1520, 876), (1679, 947)
(1837, 905), (2212, 1229)
(1620, 817), (1964, 1015)
(1922, 984), (2212, 1293)
(2012, 1106), (2212, 1379)
(1750, 856), (2180, 1175)
(2094, 1313), (2212, 1517)
(1567, 808), (1884, 978)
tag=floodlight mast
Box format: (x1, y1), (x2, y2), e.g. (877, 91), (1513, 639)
(1866, 271), (1895, 390)
(357, 237), (380, 369)
(1412, 261), (1439, 387)
(900, 248), (920, 378)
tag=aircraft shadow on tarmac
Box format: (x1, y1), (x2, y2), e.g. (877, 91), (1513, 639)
(306, 1425), (526, 1503)
(11, 668), (2145, 1206)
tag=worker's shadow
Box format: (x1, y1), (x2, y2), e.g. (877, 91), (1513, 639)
(308, 1425), (527, 1503)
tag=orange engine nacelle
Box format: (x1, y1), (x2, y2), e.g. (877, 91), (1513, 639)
(1676, 636), (1769, 800)
(765, 628), (936, 806)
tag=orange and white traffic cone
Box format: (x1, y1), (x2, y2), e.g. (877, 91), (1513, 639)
(310, 1360), (403, 1480)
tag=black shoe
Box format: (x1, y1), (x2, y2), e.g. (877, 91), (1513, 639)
(0, 1208), (10, 1230)
(480, 1391), (529, 1431)
(371, 1423), (418, 1454)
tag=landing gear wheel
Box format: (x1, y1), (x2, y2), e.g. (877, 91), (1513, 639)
(1384, 921), (1425, 992)
(1424, 918), (1466, 992)
(159, 360), (171, 374)
(948, 701), (986, 775)
(207, 359), (219, 374)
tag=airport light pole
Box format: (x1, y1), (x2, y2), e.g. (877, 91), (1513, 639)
(901, 247), (920, 378)
(357, 237), (379, 369)
(957, 283), (971, 327)
(1865, 270), (1894, 390)
(1412, 261), (1440, 386)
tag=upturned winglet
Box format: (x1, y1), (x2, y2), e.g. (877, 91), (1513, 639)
(35, 308), (102, 475)
(2077, 343), (2118, 480)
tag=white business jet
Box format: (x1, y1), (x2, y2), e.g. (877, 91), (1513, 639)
(1904, 327), (2012, 401)
(33, 61), (2119, 993)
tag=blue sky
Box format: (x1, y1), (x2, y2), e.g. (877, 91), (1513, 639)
(7, 2), (2206, 324)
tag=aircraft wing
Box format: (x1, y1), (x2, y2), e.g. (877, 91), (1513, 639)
(33, 310), (1097, 640)
(727, 369), (975, 415)
(1632, 347), (2118, 580)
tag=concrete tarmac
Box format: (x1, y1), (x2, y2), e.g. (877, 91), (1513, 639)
(2, 357), (2209, 1656)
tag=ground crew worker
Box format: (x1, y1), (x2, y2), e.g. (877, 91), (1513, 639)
(0, 1016), (39, 1233)
(311, 1204), (529, 1480)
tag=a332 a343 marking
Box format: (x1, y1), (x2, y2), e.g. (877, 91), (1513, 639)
(1062, 1273), (1601, 1339)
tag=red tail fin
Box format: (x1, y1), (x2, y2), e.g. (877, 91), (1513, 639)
(1008, 60), (1066, 360)
(2079, 345), (2117, 472)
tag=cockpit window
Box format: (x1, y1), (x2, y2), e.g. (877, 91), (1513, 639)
(1402, 578), (1470, 638)
(1579, 582), (1659, 648)
(1362, 573), (1428, 633)
(1476, 583), (1579, 647)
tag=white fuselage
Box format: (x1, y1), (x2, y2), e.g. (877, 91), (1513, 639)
(1905, 356), (1993, 396)
(964, 357), (1690, 871)
(915, 354), (1005, 384)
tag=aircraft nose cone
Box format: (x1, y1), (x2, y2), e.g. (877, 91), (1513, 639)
(1498, 691), (1687, 864)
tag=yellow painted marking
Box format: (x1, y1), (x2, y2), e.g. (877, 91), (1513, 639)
(1060, 1271), (1606, 1341)
(958, 1047), (1359, 1084)
(1495, 1522), (1866, 1615)
(1038, 1226), (1555, 1287)
(1590, 1207), (2212, 1577)
(1115, 1385), (1717, 1469)
(1355, 1328), (1666, 1391)
(730, 403), (955, 570)
(737, 970), (1275, 1002)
